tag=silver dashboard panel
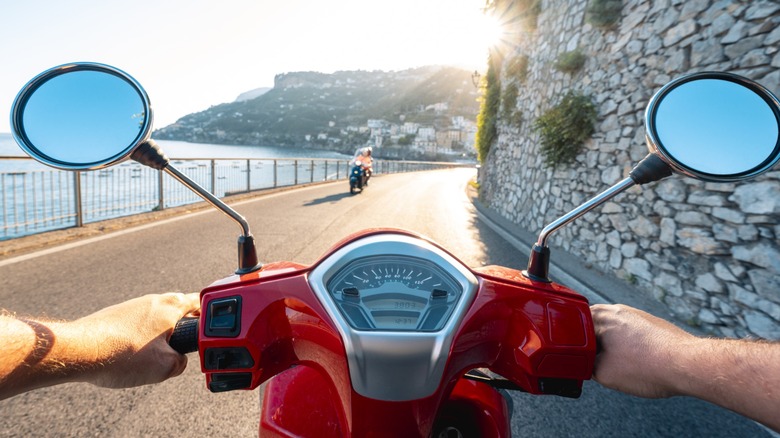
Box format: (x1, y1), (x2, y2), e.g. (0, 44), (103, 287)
(308, 233), (479, 401)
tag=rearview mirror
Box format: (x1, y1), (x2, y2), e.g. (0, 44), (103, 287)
(10, 63), (153, 170)
(645, 72), (780, 182)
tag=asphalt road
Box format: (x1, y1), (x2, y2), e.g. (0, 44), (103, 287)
(0, 168), (769, 437)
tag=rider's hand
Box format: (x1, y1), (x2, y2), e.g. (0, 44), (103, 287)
(0, 292), (200, 400)
(592, 303), (780, 432)
(590, 304), (693, 398)
(76, 292), (201, 388)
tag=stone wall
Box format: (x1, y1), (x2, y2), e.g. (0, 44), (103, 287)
(481, 0), (780, 339)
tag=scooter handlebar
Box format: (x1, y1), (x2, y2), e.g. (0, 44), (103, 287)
(169, 317), (199, 354)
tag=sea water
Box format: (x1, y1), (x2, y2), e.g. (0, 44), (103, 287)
(0, 133), (351, 240)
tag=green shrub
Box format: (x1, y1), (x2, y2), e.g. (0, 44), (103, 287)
(506, 55), (530, 83)
(476, 53), (502, 163)
(554, 49), (587, 74)
(502, 83), (518, 118)
(586, 0), (622, 28)
(489, 0), (541, 31)
(517, 0), (542, 30)
(533, 91), (597, 167)
(501, 83), (523, 128)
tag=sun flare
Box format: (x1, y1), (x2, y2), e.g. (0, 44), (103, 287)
(473, 13), (507, 53)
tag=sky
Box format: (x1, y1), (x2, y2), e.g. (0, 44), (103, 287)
(0, 0), (501, 134)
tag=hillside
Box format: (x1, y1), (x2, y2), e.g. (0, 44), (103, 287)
(154, 66), (480, 154)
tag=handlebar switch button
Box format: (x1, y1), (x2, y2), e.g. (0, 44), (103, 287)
(205, 296), (242, 337)
(205, 347), (255, 370)
(208, 372), (252, 392)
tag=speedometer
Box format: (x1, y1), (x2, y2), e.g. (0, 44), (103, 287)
(326, 255), (463, 331)
(308, 231), (479, 400)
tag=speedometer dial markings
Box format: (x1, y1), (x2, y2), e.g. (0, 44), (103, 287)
(327, 255), (463, 331)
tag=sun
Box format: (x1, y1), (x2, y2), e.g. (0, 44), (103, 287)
(444, 4), (512, 71)
(473, 12), (507, 53)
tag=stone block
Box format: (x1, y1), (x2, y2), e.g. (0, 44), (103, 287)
(710, 11), (736, 36)
(732, 243), (780, 271)
(748, 269), (780, 304)
(744, 311), (780, 340)
(628, 216), (659, 238)
(621, 242), (639, 257)
(698, 308), (720, 325)
(655, 272), (683, 296)
(687, 191), (725, 207)
(675, 211), (713, 226)
(695, 272), (724, 293)
(744, 2), (780, 20)
(714, 262), (738, 282)
(609, 248), (622, 269)
(659, 217), (677, 245)
(624, 257), (652, 281)
(656, 179), (687, 202)
(721, 20), (748, 44)
(729, 181), (780, 214)
(730, 283), (760, 307)
(676, 228), (727, 255)
(724, 35), (765, 59)
(712, 223), (738, 244)
(711, 207), (745, 224)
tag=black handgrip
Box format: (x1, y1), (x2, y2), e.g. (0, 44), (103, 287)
(169, 317), (199, 354)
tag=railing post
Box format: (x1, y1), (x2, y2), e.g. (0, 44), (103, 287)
(74, 171), (83, 227)
(324, 160), (328, 181)
(274, 160), (278, 188)
(157, 169), (164, 211)
(210, 160), (216, 194)
(310, 160), (315, 182)
(336, 161), (339, 179)
(294, 160), (298, 185)
(246, 159), (251, 192)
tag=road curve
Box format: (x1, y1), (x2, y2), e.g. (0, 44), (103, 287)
(0, 169), (768, 437)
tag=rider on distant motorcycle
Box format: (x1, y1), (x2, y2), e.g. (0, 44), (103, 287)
(350, 147), (373, 185)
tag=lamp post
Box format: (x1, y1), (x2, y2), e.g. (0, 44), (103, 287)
(471, 70), (481, 88)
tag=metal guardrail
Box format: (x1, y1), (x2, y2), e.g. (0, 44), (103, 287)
(0, 156), (468, 241)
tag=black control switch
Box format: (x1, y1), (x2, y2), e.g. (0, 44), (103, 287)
(208, 372), (252, 392)
(205, 347), (255, 370)
(205, 296), (242, 337)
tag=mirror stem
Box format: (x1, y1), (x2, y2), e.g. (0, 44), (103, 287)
(524, 154), (672, 282)
(535, 177), (635, 249)
(132, 141), (262, 274)
(164, 166), (251, 236)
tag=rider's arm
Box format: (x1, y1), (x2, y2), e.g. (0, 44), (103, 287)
(0, 292), (199, 400)
(591, 304), (780, 432)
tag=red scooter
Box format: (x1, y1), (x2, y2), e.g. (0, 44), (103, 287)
(11, 63), (780, 437)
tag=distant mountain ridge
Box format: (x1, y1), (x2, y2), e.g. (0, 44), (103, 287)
(154, 66), (480, 152)
(235, 87), (271, 102)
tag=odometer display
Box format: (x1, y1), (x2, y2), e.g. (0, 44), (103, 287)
(326, 255), (464, 331)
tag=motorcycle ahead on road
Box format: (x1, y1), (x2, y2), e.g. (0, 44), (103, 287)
(11, 63), (780, 437)
(349, 160), (368, 194)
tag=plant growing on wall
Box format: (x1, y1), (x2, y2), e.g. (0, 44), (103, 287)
(488, 0), (541, 32)
(517, 0), (542, 30)
(533, 91), (597, 167)
(586, 0), (622, 28)
(506, 54), (530, 83)
(502, 83), (518, 117)
(476, 52), (502, 163)
(553, 49), (586, 74)
(501, 82), (523, 127)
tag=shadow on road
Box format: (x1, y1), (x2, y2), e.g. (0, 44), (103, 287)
(303, 192), (354, 206)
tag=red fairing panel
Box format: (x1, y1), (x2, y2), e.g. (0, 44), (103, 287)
(195, 230), (595, 437)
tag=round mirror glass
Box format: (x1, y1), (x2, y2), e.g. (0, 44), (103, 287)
(647, 74), (780, 181)
(11, 64), (152, 170)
